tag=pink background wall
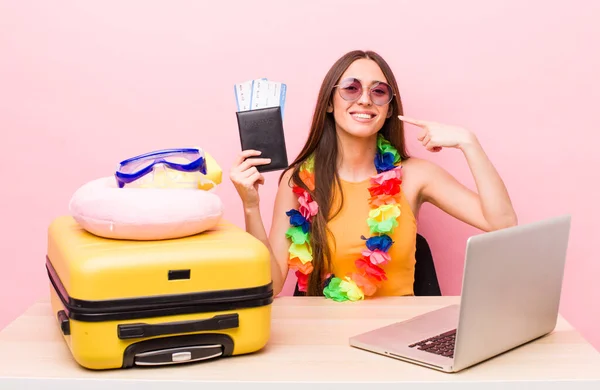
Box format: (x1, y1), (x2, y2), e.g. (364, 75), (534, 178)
(1, 1), (599, 350)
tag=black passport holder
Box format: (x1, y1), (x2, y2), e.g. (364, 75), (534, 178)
(235, 106), (289, 172)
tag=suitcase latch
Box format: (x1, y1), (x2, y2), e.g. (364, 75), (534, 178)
(171, 351), (192, 362)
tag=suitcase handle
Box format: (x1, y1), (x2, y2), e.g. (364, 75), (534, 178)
(117, 313), (239, 340)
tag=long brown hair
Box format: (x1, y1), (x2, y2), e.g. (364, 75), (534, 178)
(281, 50), (410, 295)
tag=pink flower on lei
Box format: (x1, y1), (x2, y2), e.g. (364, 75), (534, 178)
(296, 189), (318, 219)
(371, 166), (402, 185)
(361, 248), (391, 266)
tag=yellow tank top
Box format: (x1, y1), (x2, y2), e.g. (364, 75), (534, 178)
(326, 178), (417, 296)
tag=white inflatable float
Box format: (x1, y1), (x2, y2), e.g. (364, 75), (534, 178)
(69, 148), (224, 240)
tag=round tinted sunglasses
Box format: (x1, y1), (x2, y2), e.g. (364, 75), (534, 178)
(333, 77), (394, 106)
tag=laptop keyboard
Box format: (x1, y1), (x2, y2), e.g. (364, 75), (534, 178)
(408, 329), (456, 358)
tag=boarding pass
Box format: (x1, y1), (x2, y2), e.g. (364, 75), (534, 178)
(234, 78), (287, 117)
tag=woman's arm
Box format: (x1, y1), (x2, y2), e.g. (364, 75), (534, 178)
(244, 175), (296, 296)
(267, 170), (297, 294)
(229, 151), (296, 296)
(458, 135), (517, 229)
(243, 206), (287, 296)
(399, 115), (517, 232)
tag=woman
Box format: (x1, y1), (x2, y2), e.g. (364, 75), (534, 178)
(230, 50), (517, 302)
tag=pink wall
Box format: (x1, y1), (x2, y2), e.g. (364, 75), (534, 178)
(1, 0), (599, 350)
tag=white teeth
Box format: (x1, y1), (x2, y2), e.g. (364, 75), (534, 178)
(353, 113), (373, 119)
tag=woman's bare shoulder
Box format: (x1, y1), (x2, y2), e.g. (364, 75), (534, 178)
(400, 156), (443, 212)
(277, 168), (295, 191)
(273, 168), (296, 206)
(402, 156), (443, 179)
(402, 156), (433, 169)
(401, 156), (430, 180)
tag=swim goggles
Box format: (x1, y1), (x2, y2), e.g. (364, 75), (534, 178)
(115, 148), (207, 188)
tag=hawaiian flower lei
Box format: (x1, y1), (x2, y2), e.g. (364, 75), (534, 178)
(285, 134), (403, 302)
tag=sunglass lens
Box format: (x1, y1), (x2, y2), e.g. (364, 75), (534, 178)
(371, 83), (393, 105)
(163, 151), (200, 165)
(119, 159), (154, 174)
(338, 78), (362, 101)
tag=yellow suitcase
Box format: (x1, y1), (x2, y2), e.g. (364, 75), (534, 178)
(45, 215), (273, 370)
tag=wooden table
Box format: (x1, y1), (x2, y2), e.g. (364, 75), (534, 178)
(0, 296), (599, 389)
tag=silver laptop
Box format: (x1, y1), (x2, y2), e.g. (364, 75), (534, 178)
(349, 214), (571, 373)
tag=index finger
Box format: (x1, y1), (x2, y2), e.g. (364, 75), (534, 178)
(397, 115), (427, 127)
(234, 149), (262, 165)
